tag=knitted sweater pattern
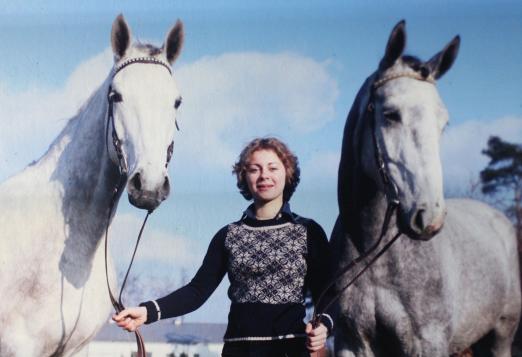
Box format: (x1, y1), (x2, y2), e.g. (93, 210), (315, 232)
(225, 221), (308, 304)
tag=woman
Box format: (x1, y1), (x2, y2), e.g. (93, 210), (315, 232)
(114, 137), (334, 356)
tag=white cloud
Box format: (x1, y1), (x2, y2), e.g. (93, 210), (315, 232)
(174, 52), (339, 169)
(109, 212), (200, 270)
(441, 116), (522, 193)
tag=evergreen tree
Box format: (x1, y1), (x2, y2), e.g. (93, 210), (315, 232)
(480, 136), (522, 240)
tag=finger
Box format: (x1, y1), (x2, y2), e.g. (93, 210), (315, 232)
(116, 317), (130, 328)
(114, 309), (132, 321)
(308, 338), (326, 347)
(117, 317), (135, 330)
(306, 341), (324, 352)
(308, 338), (326, 346)
(307, 345), (323, 352)
(313, 325), (328, 334)
(124, 319), (136, 332)
(309, 331), (327, 340)
(307, 330), (325, 338)
(308, 325), (326, 336)
(305, 322), (313, 333)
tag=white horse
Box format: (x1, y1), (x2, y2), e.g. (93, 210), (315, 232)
(0, 15), (183, 356)
(330, 21), (521, 356)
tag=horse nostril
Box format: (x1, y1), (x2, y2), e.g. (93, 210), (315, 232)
(413, 209), (425, 231)
(163, 176), (169, 191)
(162, 176), (170, 196)
(131, 172), (142, 191)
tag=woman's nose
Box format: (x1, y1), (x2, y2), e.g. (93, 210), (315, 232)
(259, 169), (269, 178)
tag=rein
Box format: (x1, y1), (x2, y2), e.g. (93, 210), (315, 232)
(311, 71), (435, 328)
(103, 56), (173, 357)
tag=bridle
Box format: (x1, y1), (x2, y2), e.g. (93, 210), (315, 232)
(105, 56), (175, 176)
(103, 56), (175, 357)
(311, 71), (436, 328)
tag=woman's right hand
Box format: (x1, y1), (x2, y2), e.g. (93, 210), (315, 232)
(112, 307), (147, 332)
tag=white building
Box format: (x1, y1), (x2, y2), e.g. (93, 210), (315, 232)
(85, 319), (227, 357)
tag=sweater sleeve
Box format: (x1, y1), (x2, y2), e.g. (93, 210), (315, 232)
(305, 219), (337, 334)
(140, 226), (228, 323)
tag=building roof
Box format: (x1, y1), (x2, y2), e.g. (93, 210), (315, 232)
(94, 320), (227, 344)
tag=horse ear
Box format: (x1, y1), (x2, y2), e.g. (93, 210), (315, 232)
(164, 20), (184, 65)
(379, 20), (406, 71)
(111, 14), (132, 60)
(426, 35), (460, 80)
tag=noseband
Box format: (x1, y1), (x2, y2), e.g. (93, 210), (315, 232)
(312, 71), (436, 325)
(104, 57), (175, 357)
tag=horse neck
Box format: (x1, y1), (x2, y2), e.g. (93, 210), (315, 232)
(339, 73), (399, 252)
(53, 78), (120, 207)
(352, 173), (398, 252)
(42, 78), (122, 287)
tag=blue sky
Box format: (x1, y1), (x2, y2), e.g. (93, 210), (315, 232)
(1, 0), (521, 325)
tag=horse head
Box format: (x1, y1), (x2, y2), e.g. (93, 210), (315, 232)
(360, 20), (459, 240)
(108, 15), (183, 211)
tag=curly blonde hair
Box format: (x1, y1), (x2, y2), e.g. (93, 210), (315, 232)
(232, 137), (300, 201)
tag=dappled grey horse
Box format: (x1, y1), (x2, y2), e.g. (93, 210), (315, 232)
(0, 15), (183, 356)
(330, 20), (521, 357)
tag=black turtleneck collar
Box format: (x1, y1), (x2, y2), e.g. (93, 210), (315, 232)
(240, 201), (296, 227)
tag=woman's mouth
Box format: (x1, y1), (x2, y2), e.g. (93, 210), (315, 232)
(257, 184), (273, 191)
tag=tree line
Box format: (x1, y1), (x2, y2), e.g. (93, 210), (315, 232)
(480, 136), (522, 242)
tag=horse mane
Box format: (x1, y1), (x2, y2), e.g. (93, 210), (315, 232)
(337, 73), (377, 236)
(26, 77), (111, 171)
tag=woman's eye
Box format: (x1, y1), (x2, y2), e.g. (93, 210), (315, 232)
(174, 97), (182, 109)
(383, 110), (401, 123)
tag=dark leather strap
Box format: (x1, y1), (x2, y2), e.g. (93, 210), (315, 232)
(312, 203), (401, 323)
(104, 186), (150, 357)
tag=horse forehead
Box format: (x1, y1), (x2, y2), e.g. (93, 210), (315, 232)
(114, 64), (178, 97)
(380, 79), (443, 112)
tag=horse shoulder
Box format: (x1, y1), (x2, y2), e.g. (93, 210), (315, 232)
(444, 198), (516, 248)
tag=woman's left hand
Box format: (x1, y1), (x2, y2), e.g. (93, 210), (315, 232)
(305, 322), (328, 352)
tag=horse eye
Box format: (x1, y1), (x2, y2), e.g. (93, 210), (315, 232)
(109, 90), (123, 103)
(383, 110), (401, 123)
(174, 97), (182, 109)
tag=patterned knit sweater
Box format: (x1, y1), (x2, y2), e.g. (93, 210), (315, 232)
(140, 203), (333, 341)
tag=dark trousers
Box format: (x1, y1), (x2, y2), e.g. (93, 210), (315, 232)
(222, 338), (308, 357)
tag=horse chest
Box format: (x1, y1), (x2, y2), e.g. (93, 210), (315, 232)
(1, 239), (112, 356)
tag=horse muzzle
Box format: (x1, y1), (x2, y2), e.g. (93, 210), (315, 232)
(127, 171), (170, 211)
(399, 204), (446, 241)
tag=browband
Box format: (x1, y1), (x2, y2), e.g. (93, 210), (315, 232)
(112, 57), (172, 77)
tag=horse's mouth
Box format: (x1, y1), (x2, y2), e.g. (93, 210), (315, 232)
(128, 191), (166, 211)
(402, 222), (444, 241)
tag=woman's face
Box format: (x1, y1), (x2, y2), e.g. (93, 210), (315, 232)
(245, 149), (287, 204)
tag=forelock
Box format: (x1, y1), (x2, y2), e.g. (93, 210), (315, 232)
(134, 42), (163, 56)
